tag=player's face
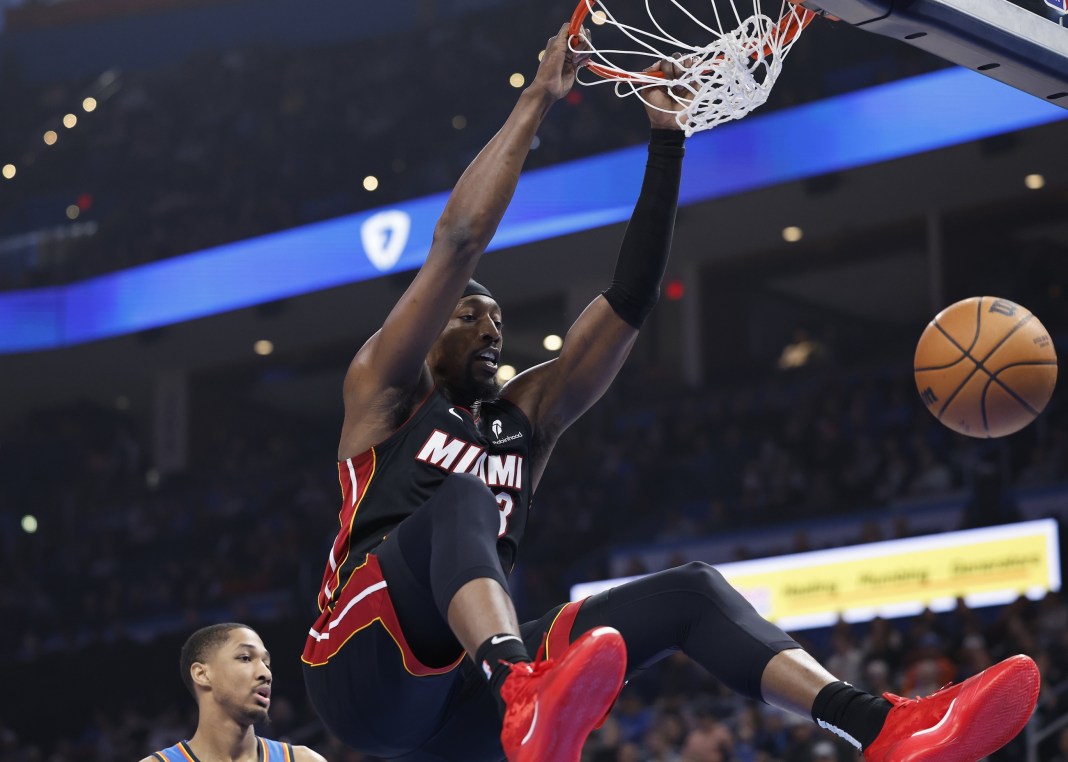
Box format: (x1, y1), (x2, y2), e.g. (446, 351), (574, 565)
(427, 295), (503, 403)
(202, 627), (273, 725)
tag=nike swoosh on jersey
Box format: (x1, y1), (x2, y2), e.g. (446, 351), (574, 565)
(448, 407), (463, 421)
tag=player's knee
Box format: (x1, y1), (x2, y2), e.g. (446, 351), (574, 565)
(438, 471), (493, 499)
(435, 473), (499, 526)
(671, 561), (730, 596)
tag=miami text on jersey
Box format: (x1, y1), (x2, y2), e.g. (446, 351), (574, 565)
(415, 429), (524, 490)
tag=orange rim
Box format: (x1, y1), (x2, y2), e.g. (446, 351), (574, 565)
(568, 0), (815, 81)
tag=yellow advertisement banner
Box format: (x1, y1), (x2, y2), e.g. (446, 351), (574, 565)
(572, 520), (1060, 631)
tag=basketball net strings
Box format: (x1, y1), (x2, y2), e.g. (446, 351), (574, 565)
(570, 0), (810, 134)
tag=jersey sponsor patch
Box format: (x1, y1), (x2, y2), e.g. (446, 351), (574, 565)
(490, 418), (523, 444)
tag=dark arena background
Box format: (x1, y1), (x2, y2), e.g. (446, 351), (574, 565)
(1, 0), (1068, 759)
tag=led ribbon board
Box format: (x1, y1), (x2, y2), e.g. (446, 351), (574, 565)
(2, 67), (1066, 354)
(570, 519), (1061, 631)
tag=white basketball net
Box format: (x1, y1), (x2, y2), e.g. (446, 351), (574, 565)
(571, 0), (813, 135)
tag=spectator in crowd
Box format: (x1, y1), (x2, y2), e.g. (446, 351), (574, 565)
(1052, 726), (1068, 762)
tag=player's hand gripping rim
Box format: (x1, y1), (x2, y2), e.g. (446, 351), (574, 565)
(532, 23), (593, 101)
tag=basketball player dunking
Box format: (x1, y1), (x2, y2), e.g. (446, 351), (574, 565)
(301, 24), (1040, 762)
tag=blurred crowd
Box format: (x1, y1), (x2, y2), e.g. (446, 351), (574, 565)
(0, 396), (335, 660)
(3, 360), (1067, 663)
(0, 0), (943, 289)
(519, 361), (1068, 613)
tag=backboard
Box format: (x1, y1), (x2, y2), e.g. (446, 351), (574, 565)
(799, 0), (1068, 105)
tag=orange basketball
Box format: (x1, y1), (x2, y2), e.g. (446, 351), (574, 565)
(914, 296), (1057, 438)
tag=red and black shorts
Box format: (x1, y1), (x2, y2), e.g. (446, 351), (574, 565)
(302, 553), (583, 761)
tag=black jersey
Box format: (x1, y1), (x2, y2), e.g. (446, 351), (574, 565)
(314, 387), (533, 613)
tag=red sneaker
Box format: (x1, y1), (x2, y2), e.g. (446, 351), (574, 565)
(500, 626), (626, 762)
(863, 654), (1040, 762)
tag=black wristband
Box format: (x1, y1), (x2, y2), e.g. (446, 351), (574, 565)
(649, 128), (687, 158)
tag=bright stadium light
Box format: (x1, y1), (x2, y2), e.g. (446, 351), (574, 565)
(1, 164), (14, 180)
(497, 364), (517, 382)
(82, 97), (97, 112)
(1024, 173), (1045, 190)
(782, 226), (803, 242)
(363, 175), (379, 192)
(43, 130), (58, 146)
(509, 73), (526, 88)
(253, 339), (274, 356)
(543, 334), (563, 351)
(63, 113), (78, 129)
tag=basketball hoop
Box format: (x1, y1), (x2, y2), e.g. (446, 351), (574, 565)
(568, 0), (815, 134)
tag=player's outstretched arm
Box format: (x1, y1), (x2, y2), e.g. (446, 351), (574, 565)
(503, 61), (689, 484)
(338, 25), (587, 459)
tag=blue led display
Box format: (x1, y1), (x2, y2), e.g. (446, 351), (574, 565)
(1, 67), (1064, 354)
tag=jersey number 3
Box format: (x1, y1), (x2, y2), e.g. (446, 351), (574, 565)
(495, 492), (513, 538)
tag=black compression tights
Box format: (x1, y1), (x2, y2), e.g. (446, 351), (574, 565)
(572, 562), (800, 701)
(376, 475), (800, 697)
(376, 473), (512, 667)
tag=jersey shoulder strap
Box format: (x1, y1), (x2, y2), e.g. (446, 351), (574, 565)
(149, 742), (195, 762)
(258, 737), (295, 762)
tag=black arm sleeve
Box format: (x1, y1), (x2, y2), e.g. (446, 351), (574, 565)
(601, 128), (686, 329)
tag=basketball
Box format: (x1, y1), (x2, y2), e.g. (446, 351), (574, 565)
(914, 296), (1058, 438)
